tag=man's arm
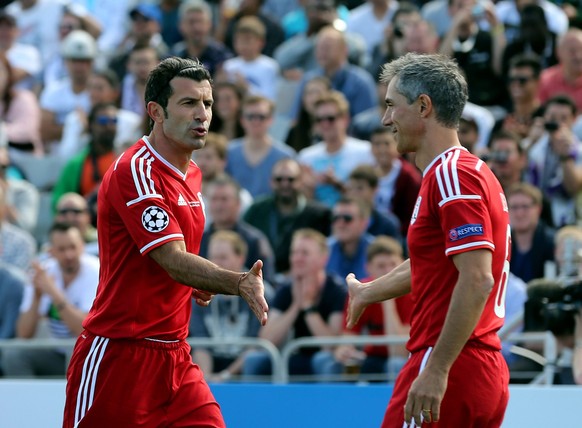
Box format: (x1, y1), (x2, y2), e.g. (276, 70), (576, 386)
(404, 249), (494, 425)
(149, 240), (268, 325)
(346, 259), (412, 328)
(16, 294), (41, 339)
(258, 308), (297, 347)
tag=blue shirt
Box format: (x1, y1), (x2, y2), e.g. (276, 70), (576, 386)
(326, 233), (375, 279)
(225, 139), (296, 198)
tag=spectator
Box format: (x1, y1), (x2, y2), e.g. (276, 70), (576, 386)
(0, 53), (42, 155)
(0, 184), (36, 272)
(346, 0), (399, 57)
(298, 90), (375, 207)
(108, 4), (168, 81)
(120, 44), (161, 118)
(507, 182), (555, 283)
(192, 132), (253, 223)
(524, 95), (582, 226)
(53, 192), (98, 256)
(243, 228), (346, 378)
(6, 0), (100, 67)
(495, 0), (568, 44)
(274, 0), (366, 81)
(225, 95), (295, 199)
(457, 116), (480, 154)
(313, 235), (412, 381)
(0, 9), (41, 91)
(220, 15), (280, 100)
(42, 7), (95, 89)
(285, 75), (330, 152)
(326, 196), (374, 279)
(439, 0), (508, 109)
(51, 102), (119, 210)
(0, 261), (25, 376)
(208, 80), (247, 141)
(368, 2), (421, 77)
(280, 0), (349, 41)
(497, 53), (543, 140)
(537, 28), (582, 112)
(59, 69), (143, 159)
(369, 127), (421, 236)
(243, 158), (332, 275)
(345, 165), (401, 242)
(0, 261), (25, 340)
(500, 4), (558, 78)
(487, 130), (529, 191)
(190, 230), (270, 382)
(159, 0), (183, 48)
(289, 25), (377, 120)
(199, 174), (275, 283)
(350, 80), (388, 142)
(171, 0), (233, 78)
(460, 102), (496, 154)
(39, 30), (96, 152)
(1, 222), (99, 378)
(217, 0), (285, 58)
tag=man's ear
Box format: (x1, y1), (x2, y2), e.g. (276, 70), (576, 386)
(418, 94), (432, 117)
(146, 101), (164, 124)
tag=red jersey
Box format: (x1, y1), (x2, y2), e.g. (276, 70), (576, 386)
(83, 137), (206, 340)
(406, 146), (510, 353)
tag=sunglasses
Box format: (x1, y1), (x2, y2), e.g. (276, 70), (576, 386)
(315, 115), (339, 124)
(95, 116), (118, 126)
(508, 76), (533, 85)
(244, 113), (269, 122)
(58, 208), (86, 215)
(332, 213), (354, 223)
(273, 176), (296, 183)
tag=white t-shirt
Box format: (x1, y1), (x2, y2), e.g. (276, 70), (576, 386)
(222, 55), (280, 101)
(298, 137), (375, 206)
(20, 254), (100, 339)
(346, 2), (398, 54)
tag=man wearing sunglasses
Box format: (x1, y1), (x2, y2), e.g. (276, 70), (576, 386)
(52, 102), (119, 211)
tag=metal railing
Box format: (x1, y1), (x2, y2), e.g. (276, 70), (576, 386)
(0, 331), (559, 385)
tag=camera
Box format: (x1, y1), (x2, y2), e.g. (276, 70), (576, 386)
(525, 279), (582, 337)
(544, 121), (560, 132)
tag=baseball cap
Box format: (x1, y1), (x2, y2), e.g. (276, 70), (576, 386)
(0, 10), (16, 26)
(130, 4), (162, 24)
(61, 30), (97, 60)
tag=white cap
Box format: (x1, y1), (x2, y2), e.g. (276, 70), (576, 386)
(61, 30), (97, 60)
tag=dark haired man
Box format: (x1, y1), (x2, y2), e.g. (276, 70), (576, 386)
(62, 57), (268, 428)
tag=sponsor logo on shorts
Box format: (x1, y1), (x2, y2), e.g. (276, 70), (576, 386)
(449, 223), (483, 241)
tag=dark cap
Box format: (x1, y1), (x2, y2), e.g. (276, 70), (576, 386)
(130, 4), (162, 24)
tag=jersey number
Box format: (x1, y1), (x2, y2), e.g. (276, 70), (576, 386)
(493, 224), (511, 318)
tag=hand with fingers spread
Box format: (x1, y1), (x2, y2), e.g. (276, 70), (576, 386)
(238, 260), (269, 326)
(403, 368), (447, 425)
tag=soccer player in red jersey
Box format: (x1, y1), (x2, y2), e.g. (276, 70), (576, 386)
(62, 57), (269, 428)
(347, 53), (511, 428)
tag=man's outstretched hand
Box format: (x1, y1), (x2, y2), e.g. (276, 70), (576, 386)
(239, 260), (269, 325)
(346, 273), (367, 329)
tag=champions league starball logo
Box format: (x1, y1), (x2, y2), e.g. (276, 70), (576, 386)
(142, 206), (170, 232)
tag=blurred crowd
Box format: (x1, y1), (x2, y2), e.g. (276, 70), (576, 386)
(1, 0), (582, 384)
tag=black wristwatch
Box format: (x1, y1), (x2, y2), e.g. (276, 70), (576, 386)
(302, 305), (318, 315)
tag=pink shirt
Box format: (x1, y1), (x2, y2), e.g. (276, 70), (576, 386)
(0, 89), (42, 154)
(538, 65), (582, 112)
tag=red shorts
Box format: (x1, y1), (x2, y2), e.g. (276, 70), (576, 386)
(62, 331), (225, 428)
(382, 345), (509, 428)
